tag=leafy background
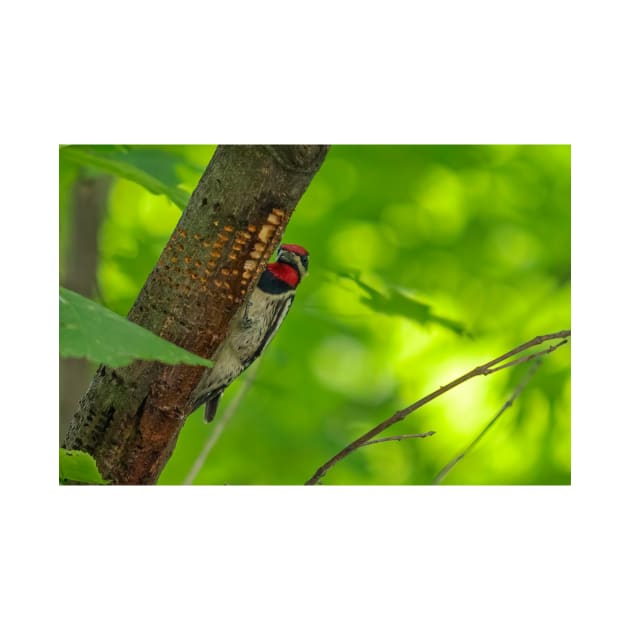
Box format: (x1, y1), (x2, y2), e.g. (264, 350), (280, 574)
(59, 145), (571, 485)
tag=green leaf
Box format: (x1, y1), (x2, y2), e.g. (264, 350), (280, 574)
(59, 449), (110, 485)
(59, 286), (214, 368)
(60, 145), (191, 209)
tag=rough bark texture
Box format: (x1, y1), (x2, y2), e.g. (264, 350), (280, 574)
(63, 145), (329, 484)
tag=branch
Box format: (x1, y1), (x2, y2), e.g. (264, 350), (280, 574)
(304, 330), (570, 485)
(360, 432), (436, 447)
(432, 358), (544, 484)
(483, 339), (568, 374)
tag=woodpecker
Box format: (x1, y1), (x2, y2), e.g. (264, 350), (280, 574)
(190, 243), (309, 422)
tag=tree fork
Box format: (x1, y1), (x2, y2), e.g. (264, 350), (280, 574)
(63, 145), (329, 484)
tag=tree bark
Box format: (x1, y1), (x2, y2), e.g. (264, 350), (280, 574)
(63, 145), (329, 484)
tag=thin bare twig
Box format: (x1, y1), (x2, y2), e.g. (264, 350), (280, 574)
(483, 339), (568, 374)
(304, 330), (570, 485)
(432, 358), (544, 484)
(183, 362), (260, 485)
(361, 432), (436, 447)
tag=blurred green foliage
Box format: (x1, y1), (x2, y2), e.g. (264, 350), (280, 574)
(59, 145), (570, 485)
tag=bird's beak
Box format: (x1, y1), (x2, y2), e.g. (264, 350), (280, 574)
(277, 249), (291, 263)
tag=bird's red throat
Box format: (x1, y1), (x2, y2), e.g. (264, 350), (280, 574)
(267, 262), (300, 288)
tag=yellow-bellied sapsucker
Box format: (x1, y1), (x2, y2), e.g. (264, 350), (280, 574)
(190, 243), (309, 422)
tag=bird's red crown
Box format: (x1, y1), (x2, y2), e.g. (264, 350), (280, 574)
(279, 244), (309, 256)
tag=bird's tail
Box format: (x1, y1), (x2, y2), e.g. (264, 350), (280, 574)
(190, 389), (224, 423)
(203, 392), (223, 423)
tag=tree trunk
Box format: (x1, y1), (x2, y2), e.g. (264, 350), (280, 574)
(59, 173), (110, 443)
(63, 145), (329, 484)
